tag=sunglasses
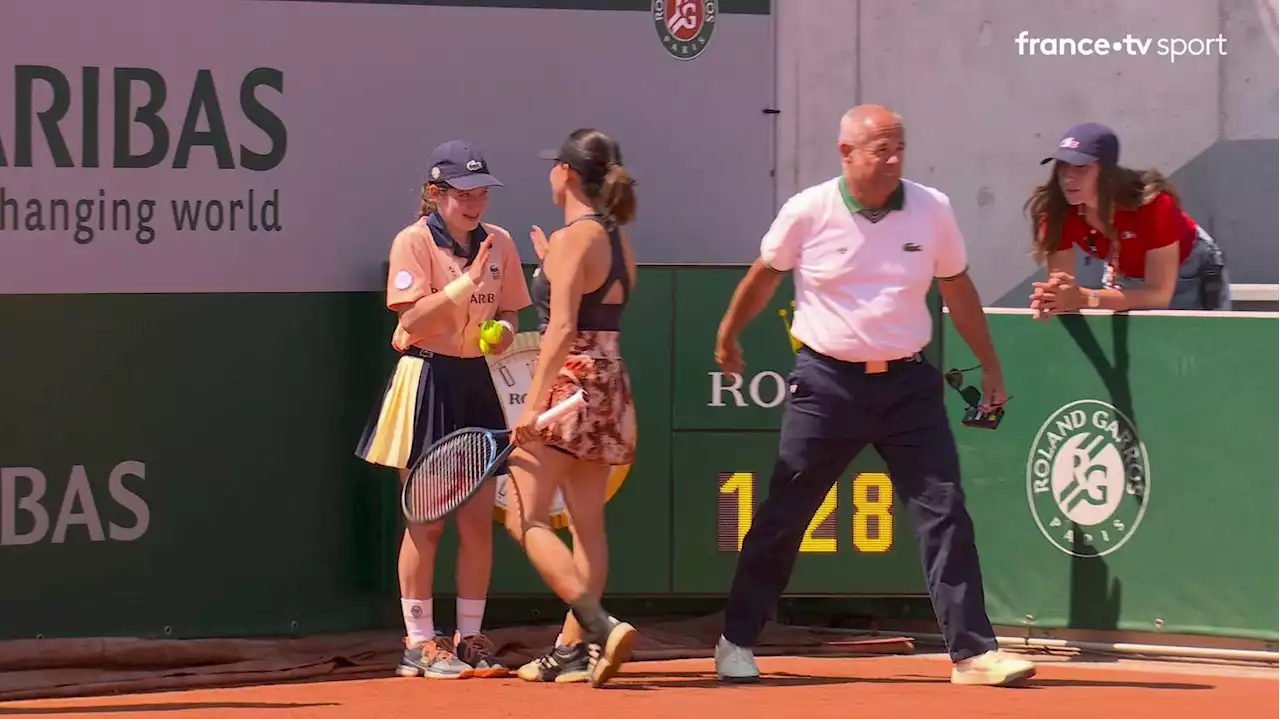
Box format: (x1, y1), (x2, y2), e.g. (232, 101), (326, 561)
(944, 364), (1010, 430)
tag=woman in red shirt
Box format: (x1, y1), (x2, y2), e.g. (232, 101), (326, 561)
(1026, 123), (1229, 316)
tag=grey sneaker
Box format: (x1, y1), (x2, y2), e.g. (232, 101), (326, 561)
(454, 632), (510, 678)
(715, 635), (760, 682)
(395, 636), (473, 679)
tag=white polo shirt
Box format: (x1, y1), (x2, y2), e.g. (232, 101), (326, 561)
(760, 176), (968, 362)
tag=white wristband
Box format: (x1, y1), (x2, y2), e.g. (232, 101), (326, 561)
(443, 274), (475, 304)
(498, 319), (514, 335)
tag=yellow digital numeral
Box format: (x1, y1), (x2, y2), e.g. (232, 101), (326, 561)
(718, 471), (896, 554)
(852, 472), (894, 553)
(718, 472), (755, 551)
(799, 484), (838, 553)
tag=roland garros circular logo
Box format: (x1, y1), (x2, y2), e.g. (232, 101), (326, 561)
(1026, 400), (1151, 558)
(653, 0), (716, 60)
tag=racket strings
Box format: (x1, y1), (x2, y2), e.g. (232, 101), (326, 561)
(405, 430), (495, 521)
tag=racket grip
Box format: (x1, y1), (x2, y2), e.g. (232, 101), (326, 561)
(534, 390), (586, 429)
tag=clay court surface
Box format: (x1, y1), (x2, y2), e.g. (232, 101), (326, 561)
(1, 654), (1274, 718)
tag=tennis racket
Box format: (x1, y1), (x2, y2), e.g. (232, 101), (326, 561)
(400, 389), (587, 524)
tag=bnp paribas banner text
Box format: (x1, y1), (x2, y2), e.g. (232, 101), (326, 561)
(1, 0), (773, 294)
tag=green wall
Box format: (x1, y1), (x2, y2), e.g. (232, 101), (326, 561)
(0, 292), (393, 638)
(944, 311), (1279, 640)
(1, 268), (1274, 642)
(0, 266), (924, 640)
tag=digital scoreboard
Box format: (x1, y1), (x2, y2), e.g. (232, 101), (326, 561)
(716, 470), (896, 554)
(667, 269), (933, 597)
(669, 432), (927, 596)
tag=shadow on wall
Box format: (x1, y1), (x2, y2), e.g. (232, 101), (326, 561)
(994, 138), (1279, 307)
(1057, 314), (1141, 519)
(1069, 524), (1123, 633)
(1169, 138), (1279, 285)
(1060, 313), (1134, 634)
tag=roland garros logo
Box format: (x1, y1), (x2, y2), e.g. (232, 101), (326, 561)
(653, 0), (716, 60)
(1026, 400), (1151, 558)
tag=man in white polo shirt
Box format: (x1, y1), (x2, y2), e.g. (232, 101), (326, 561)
(712, 105), (1035, 687)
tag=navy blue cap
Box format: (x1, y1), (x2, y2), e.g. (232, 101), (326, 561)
(1040, 123), (1120, 166)
(426, 140), (503, 191)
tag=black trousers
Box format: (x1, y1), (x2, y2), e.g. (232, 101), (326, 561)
(721, 347), (998, 662)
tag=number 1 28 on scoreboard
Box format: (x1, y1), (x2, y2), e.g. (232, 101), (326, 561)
(716, 470), (896, 554)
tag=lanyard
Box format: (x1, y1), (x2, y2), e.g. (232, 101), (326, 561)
(1081, 207), (1122, 287)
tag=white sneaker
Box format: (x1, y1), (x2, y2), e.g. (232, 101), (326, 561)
(715, 635), (760, 682)
(950, 650), (1036, 686)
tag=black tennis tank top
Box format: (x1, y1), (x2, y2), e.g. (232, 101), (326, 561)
(531, 214), (631, 333)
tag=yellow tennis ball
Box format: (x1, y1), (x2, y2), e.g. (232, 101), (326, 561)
(479, 337), (493, 355)
(480, 320), (505, 346)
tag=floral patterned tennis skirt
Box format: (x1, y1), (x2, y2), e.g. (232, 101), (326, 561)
(533, 330), (636, 467)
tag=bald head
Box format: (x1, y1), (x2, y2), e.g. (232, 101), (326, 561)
(838, 104), (905, 199)
(839, 105), (903, 145)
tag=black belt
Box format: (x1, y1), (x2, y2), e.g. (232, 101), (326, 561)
(401, 346), (482, 363)
(800, 345), (924, 374)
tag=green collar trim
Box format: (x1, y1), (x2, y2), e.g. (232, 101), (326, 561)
(839, 177), (905, 219)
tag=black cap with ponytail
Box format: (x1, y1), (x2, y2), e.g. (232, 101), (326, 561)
(543, 128), (637, 225)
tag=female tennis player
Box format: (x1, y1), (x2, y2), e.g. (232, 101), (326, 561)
(355, 139), (532, 679)
(503, 128), (639, 688)
(1026, 122), (1230, 316)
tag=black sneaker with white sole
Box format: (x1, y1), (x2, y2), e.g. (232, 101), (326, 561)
(585, 615), (637, 688)
(517, 643), (590, 683)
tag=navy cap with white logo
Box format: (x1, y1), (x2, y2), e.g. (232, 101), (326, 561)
(1040, 123), (1120, 166)
(426, 140), (503, 191)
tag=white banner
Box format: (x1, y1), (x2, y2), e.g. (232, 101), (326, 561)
(1, 0), (773, 294)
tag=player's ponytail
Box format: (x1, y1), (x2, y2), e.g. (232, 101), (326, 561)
(554, 128), (638, 226)
(599, 163), (637, 226)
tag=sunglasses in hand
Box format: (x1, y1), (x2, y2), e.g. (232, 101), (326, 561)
(944, 365), (1010, 430)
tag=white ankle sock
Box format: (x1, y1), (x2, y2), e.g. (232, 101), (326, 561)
(401, 598), (434, 645)
(456, 597), (486, 638)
